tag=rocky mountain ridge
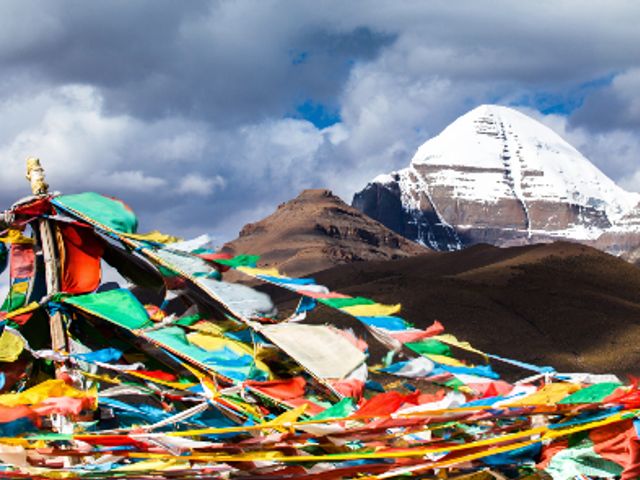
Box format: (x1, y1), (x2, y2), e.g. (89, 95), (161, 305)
(223, 189), (427, 276)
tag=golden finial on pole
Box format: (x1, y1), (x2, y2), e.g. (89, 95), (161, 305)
(26, 157), (49, 195)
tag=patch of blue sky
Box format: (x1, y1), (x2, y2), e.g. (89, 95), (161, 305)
(291, 99), (342, 129)
(289, 49), (309, 66)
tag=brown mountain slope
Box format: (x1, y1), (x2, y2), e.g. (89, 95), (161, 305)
(259, 241), (640, 377)
(223, 189), (427, 277)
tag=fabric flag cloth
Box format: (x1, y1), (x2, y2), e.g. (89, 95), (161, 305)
(388, 320), (445, 343)
(355, 391), (420, 418)
(0, 379), (95, 408)
(53, 192), (138, 233)
(134, 370), (178, 382)
(558, 382), (623, 404)
(7, 189), (640, 479)
(331, 378), (366, 399)
(381, 357), (435, 378)
(9, 243), (34, 279)
(294, 296), (317, 316)
(406, 339), (452, 357)
(319, 297), (375, 308)
(311, 398), (355, 421)
(144, 326), (270, 382)
(71, 348), (123, 364)
(0, 281), (28, 313)
(507, 382), (580, 406)
(58, 223), (104, 294)
(194, 251), (233, 272)
(0, 330), (24, 362)
(187, 331), (271, 378)
(432, 333), (486, 357)
(246, 377), (307, 401)
(540, 419), (640, 479)
(63, 289), (152, 330)
(340, 302), (402, 317)
(33, 396), (95, 416)
(214, 255), (260, 269)
(1, 301), (39, 325)
(268, 403), (308, 430)
(259, 275), (317, 286)
(122, 230), (181, 244)
(357, 316), (411, 331)
(0, 229), (34, 245)
(0, 405), (39, 436)
(261, 323), (366, 380)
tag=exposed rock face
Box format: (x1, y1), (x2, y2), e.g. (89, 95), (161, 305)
(223, 189), (427, 276)
(353, 104), (640, 254)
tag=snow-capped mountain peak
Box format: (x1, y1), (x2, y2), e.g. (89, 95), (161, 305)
(353, 104), (640, 252)
(411, 104), (638, 221)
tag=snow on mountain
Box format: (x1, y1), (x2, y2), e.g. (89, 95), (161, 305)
(353, 104), (640, 253)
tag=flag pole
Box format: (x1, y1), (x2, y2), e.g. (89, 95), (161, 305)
(26, 158), (69, 379)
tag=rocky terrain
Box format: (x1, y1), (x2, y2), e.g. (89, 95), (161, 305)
(223, 189), (427, 276)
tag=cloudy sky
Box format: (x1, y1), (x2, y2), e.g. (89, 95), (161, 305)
(1, 0), (640, 243)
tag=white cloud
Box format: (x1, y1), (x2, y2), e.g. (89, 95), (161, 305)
(0, 85), (332, 240)
(609, 68), (640, 122)
(100, 170), (168, 192)
(176, 174), (226, 196)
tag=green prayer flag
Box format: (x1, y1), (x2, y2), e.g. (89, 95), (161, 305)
(214, 254), (260, 268)
(0, 287), (26, 313)
(443, 377), (464, 389)
(406, 339), (452, 357)
(157, 265), (179, 278)
(175, 313), (203, 327)
(319, 297), (376, 308)
(558, 382), (622, 404)
(53, 192), (138, 234)
(63, 289), (152, 330)
(311, 398), (355, 421)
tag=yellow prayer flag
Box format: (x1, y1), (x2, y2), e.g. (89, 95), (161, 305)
(236, 266), (282, 277)
(4, 302), (40, 320)
(10, 282), (29, 295)
(267, 403), (308, 432)
(426, 354), (467, 367)
(115, 458), (189, 472)
(0, 229), (33, 245)
(0, 380), (95, 407)
(506, 382), (580, 407)
(122, 230), (181, 244)
(0, 330), (25, 362)
(432, 334), (487, 358)
(341, 303), (402, 317)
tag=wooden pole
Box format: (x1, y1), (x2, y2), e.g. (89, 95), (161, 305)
(26, 158), (68, 377)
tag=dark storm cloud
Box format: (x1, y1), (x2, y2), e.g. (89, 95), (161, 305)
(569, 69), (640, 132)
(0, 1), (393, 125)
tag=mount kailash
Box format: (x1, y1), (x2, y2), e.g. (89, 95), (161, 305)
(353, 104), (640, 258)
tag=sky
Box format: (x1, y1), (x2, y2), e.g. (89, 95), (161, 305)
(1, 0), (640, 248)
